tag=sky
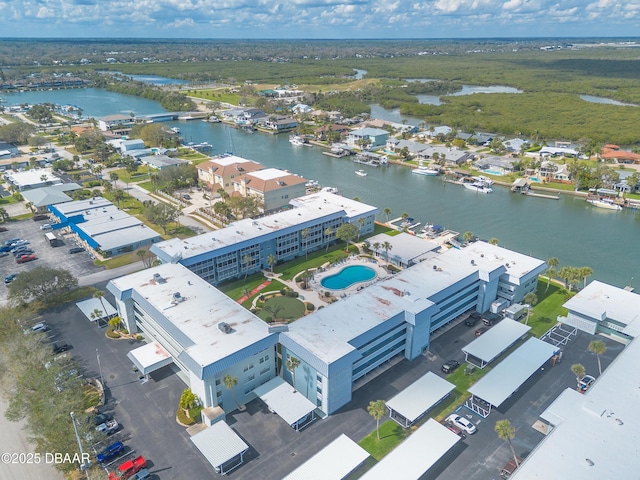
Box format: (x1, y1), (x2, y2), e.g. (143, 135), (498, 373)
(0, 0), (639, 39)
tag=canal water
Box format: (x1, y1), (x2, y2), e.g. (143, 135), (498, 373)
(3, 89), (638, 288)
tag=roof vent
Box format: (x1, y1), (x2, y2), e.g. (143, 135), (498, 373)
(218, 322), (233, 334)
(433, 265), (437, 270)
(471, 259), (475, 265)
(585, 459), (594, 467)
(153, 273), (164, 283)
(506, 263), (510, 268)
(481, 254), (484, 257)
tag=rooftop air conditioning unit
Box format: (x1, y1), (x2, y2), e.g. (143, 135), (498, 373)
(172, 292), (184, 303)
(218, 322), (232, 334)
(153, 273), (164, 283)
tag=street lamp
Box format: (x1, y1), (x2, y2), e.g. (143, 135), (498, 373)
(96, 348), (104, 388)
(70, 412), (91, 477)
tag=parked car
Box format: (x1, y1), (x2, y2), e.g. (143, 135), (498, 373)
(96, 419), (119, 435)
(96, 441), (124, 464)
(4, 238), (21, 246)
(578, 375), (596, 393)
(500, 456), (523, 478)
(11, 239), (29, 247)
(13, 248), (34, 256)
(108, 455), (147, 480)
(483, 312), (502, 326)
(0, 246), (13, 252)
(16, 253), (37, 264)
(26, 322), (48, 334)
(465, 312), (481, 326)
(69, 247), (85, 254)
(446, 414), (477, 435)
(0, 251), (9, 258)
(40, 223), (53, 230)
(441, 360), (461, 374)
(4, 273), (17, 285)
(92, 412), (113, 427)
(441, 420), (466, 438)
(32, 214), (49, 221)
(0, 226), (8, 232)
(182, 193), (191, 200)
(52, 343), (71, 354)
(475, 327), (489, 337)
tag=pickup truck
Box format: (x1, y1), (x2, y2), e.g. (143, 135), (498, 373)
(96, 419), (119, 435)
(96, 441), (124, 464)
(108, 456), (147, 480)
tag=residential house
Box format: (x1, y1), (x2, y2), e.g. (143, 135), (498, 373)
(417, 146), (473, 166)
(347, 127), (389, 149)
(97, 114), (134, 133)
(232, 168), (307, 213)
(119, 139), (146, 154)
(314, 124), (350, 140)
(139, 155), (189, 170)
(600, 145), (640, 164)
(260, 115), (298, 132)
(0, 142), (20, 159)
(197, 155), (264, 193)
(291, 104), (313, 115)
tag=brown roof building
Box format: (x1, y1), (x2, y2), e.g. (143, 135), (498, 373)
(197, 154), (264, 193)
(232, 168), (307, 212)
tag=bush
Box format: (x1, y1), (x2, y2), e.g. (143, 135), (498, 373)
(325, 291), (332, 298)
(280, 287), (289, 295)
(265, 315), (273, 323)
(287, 290), (299, 298)
(106, 327), (120, 339)
(305, 302), (315, 311)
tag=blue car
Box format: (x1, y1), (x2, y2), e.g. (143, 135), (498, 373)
(96, 441), (124, 464)
(4, 273), (17, 285)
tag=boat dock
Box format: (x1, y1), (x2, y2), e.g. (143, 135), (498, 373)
(322, 150), (350, 158)
(524, 191), (560, 200)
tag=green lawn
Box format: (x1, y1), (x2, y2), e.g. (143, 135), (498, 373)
(273, 245), (359, 281)
(110, 166), (152, 185)
(527, 281), (571, 338)
(217, 273), (275, 300)
(94, 251), (141, 269)
(359, 420), (407, 461)
(257, 295), (306, 322)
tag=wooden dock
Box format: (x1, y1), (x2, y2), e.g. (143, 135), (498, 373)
(525, 191), (560, 200)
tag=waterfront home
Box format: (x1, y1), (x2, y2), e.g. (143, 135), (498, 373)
(347, 127), (389, 149)
(360, 118), (418, 134)
(416, 146), (472, 166)
(232, 167), (307, 213)
(539, 146), (579, 158)
(502, 138), (529, 153)
(314, 124), (350, 140)
(119, 138), (146, 154)
(291, 103), (313, 114)
(457, 132), (493, 146)
(420, 125), (453, 139)
(221, 107), (268, 125)
(600, 144), (640, 164)
(259, 115), (298, 131)
(197, 154), (264, 194)
(385, 139), (430, 158)
(139, 155), (189, 171)
(539, 161), (571, 183)
(97, 113), (134, 133)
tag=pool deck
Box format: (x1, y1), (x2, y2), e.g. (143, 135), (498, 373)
(269, 255), (391, 309)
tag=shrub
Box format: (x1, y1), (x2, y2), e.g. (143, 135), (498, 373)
(265, 315), (273, 323)
(325, 291), (332, 298)
(306, 302), (315, 311)
(287, 290), (299, 298)
(280, 288), (289, 295)
(176, 408), (194, 426)
(106, 327), (120, 339)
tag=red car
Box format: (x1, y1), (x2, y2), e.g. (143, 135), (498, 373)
(16, 254), (36, 264)
(108, 456), (147, 480)
(0, 227), (8, 232)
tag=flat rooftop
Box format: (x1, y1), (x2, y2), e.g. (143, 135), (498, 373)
(5, 168), (61, 187)
(512, 335), (640, 480)
(208, 154), (257, 167)
(108, 263), (273, 372)
(563, 280), (640, 337)
(152, 192), (377, 263)
(289, 191), (379, 219)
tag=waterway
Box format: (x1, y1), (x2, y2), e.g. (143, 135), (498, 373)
(3, 89), (638, 288)
(580, 95), (638, 107)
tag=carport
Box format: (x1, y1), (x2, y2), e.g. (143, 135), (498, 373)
(360, 419), (460, 480)
(385, 372), (455, 428)
(190, 421), (249, 475)
(127, 342), (173, 375)
(467, 337), (559, 417)
(76, 297), (117, 326)
(283, 434), (369, 480)
(253, 377), (317, 431)
(462, 319), (531, 368)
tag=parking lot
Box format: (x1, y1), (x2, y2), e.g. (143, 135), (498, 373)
(34, 290), (623, 480)
(1, 217), (103, 302)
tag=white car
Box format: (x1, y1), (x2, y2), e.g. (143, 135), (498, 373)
(40, 224), (52, 230)
(446, 413), (477, 435)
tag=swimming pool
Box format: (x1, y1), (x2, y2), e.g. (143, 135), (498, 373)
(483, 169), (504, 176)
(320, 265), (377, 290)
(529, 176), (542, 183)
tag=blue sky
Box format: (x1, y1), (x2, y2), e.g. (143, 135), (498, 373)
(1, 0), (639, 38)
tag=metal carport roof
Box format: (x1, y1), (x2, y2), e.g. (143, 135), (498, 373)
(283, 434), (369, 480)
(190, 421), (249, 475)
(360, 419), (460, 480)
(126, 342), (174, 375)
(386, 372), (455, 427)
(469, 337), (559, 407)
(76, 297), (117, 323)
(462, 319), (531, 368)
(253, 376), (317, 431)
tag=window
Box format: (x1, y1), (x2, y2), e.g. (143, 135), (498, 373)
(247, 374), (255, 382)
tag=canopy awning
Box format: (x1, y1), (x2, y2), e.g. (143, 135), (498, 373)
(469, 337), (558, 408)
(360, 419), (460, 480)
(76, 297), (117, 323)
(462, 319), (531, 368)
(190, 421), (249, 475)
(386, 372), (454, 427)
(283, 434), (369, 480)
(127, 342), (173, 375)
(253, 377), (317, 431)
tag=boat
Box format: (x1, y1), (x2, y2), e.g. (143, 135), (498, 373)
(586, 198), (622, 211)
(289, 135), (306, 146)
(170, 127), (181, 134)
(412, 166), (439, 176)
(472, 175), (494, 186)
(305, 180), (319, 188)
(320, 186), (340, 195)
(464, 181), (493, 193)
(355, 169), (368, 177)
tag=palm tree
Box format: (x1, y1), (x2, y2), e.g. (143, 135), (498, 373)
(489, 238), (499, 245)
(367, 400), (386, 441)
(579, 266), (593, 289)
(93, 290), (109, 325)
(301, 228), (310, 258)
(90, 308), (103, 323)
(523, 292), (538, 325)
(401, 212), (409, 222)
(324, 227), (334, 252)
(357, 218), (365, 240)
(299, 269), (312, 290)
(544, 258), (559, 293)
(462, 231), (474, 245)
(382, 241), (392, 268)
(495, 420), (519, 467)
(571, 363), (586, 385)
(286, 356), (301, 393)
(372, 241), (381, 258)
(223, 374), (241, 410)
(242, 254), (251, 280)
(109, 172), (119, 188)
(267, 253), (277, 274)
(112, 189), (124, 207)
(588, 340), (607, 375)
(383, 208), (392, 223)
(0, 207), (9, 223)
